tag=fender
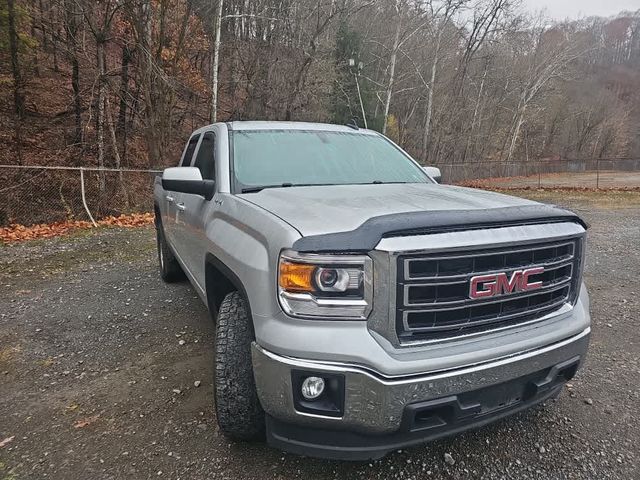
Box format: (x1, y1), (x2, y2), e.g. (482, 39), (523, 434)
(204, 252), (254, 329)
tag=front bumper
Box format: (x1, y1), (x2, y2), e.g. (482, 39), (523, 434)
(251, 327), (590, 460)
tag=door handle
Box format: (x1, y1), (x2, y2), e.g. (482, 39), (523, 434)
(166, 195), (175, 203)
(176, 203), (186, 211)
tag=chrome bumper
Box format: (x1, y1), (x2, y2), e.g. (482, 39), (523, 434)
(251, 327), (590, 435)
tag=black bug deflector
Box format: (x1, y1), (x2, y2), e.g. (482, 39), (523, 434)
(292, 204), (588, 253)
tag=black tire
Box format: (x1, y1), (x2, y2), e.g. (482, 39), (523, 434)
(155, 218), (184, 283)
(214, 291), (265, 441)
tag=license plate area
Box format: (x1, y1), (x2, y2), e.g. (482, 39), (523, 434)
(402, 357), (580, 433)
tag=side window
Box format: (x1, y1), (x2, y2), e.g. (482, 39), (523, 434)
(179, 134), (201, 167)
(192, 132), (216, 180)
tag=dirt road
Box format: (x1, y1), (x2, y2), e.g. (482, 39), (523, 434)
(1, 191), (639, 479)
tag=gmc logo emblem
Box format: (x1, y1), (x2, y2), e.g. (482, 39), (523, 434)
(469, 267), (544, 299)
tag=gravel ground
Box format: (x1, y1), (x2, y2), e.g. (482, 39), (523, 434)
(1, 191), (639, 480)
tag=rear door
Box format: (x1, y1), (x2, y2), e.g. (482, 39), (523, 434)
(179, 131), (217, 290)
(164, 133), (201, 254)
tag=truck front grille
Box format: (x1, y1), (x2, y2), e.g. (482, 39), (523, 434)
(396, 239), (583, 343)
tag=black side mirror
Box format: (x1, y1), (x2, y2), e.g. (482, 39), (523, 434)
(162, 178), (215, 200)
(162, 167), (216, 200)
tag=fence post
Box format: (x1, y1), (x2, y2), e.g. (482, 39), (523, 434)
(596, 158), (600, 189)
(80, 167), (98, 227)
(537, 159), (541, 188)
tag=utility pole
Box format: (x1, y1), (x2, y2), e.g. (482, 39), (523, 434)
(349, 58), (367, 129)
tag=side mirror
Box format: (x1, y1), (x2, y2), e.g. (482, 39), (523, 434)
(423, 166), (442, 184)
(162, 167), (215, 200)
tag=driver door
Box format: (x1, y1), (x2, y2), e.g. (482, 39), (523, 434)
(179, 131), (217, 291)
(164, 133), (200, 259)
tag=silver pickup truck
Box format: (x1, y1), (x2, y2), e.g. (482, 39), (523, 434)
(153, 121), (590, 460)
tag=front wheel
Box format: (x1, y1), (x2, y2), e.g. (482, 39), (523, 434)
(214, 291), (265, 440)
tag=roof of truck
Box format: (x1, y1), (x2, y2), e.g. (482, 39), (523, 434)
(230, 120), (376, 133)
(190, 121), (378, 135)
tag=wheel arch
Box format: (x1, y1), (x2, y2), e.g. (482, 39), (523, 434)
(205, 253), (253, 323)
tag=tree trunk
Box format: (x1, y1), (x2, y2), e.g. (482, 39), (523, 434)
(30, 14), (40, 77)
(71, 56), (82, 146)
(383, 16), (401, 135)
(118, 43), (132, 164)
(96, 39), (107, 191)
(139, 0), (164, 166)
(421, 44), (439, 161)
(463, 59), (488, 162)
(65, 0), (82, 147)
(118, 45), (131, 131)
(507, 104), (527, 162)
(38, 0), (48, 50)
(106, 95), (129, 209)
(210, 0), (224, 123)
(285, 56), (313, 120)
(53, 29), (60, 72)
(8, 0), (25, 164)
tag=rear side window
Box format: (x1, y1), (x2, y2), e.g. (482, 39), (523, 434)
(192, 132), (215, 180)
(180, 134), (201, 166)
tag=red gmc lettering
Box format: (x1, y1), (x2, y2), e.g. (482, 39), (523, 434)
(469, 267), (544, 299)
(522, 267), (544, 290)
(495, 270), (522, 294)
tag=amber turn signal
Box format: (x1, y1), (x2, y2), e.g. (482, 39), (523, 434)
(279, 261), (316, 293)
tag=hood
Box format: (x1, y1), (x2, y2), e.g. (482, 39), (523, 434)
(238, 183), (538, 237)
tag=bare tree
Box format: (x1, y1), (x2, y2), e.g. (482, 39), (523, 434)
(63, 0), (83, 147)
(3, 0), (640, 186)
(504, 23), (587, 160)
(420, 0), (467, 160)
(7, 0), (26, 164)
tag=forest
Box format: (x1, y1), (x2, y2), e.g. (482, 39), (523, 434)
(1, 0), (639, 173)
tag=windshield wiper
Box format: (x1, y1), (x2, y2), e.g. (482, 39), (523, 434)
(240, 181), (411, 193)
(370, 181), (408, 184)
(241, 183), (291, 193)
(240, 183), (333, 193)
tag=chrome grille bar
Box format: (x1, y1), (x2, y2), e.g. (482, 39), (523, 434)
(395, 237), (583, 342)
(404, 271), (572, 308)
(404, 241), (575, 281)
(403, 261), (573, 307)
(402, 284), (571, 332)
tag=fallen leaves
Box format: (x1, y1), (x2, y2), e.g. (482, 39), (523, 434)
(0, 436), (15, 448)
(100, 212), (155, 228)
(0, 220), (92, 242)
(0, 346), (20, 366)
(0, 212), (155, 243)
(73, 414), (100, 429)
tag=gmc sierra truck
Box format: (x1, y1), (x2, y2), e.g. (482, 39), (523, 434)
(153, 121), (590, 460)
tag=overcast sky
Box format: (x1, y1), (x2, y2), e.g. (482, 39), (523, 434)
(522, 0), (639, 19)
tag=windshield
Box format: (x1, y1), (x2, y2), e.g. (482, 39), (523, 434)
(231, 130), (430, 192)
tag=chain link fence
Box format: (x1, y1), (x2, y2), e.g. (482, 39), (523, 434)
(1, 158), (639, 227)
(0, 166), (161, 227)
(439, 158), (640, 189)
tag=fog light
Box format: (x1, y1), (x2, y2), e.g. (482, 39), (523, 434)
(301, 376), (325, 400)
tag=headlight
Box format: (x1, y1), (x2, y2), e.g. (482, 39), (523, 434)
(278, 250), (372, 319)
